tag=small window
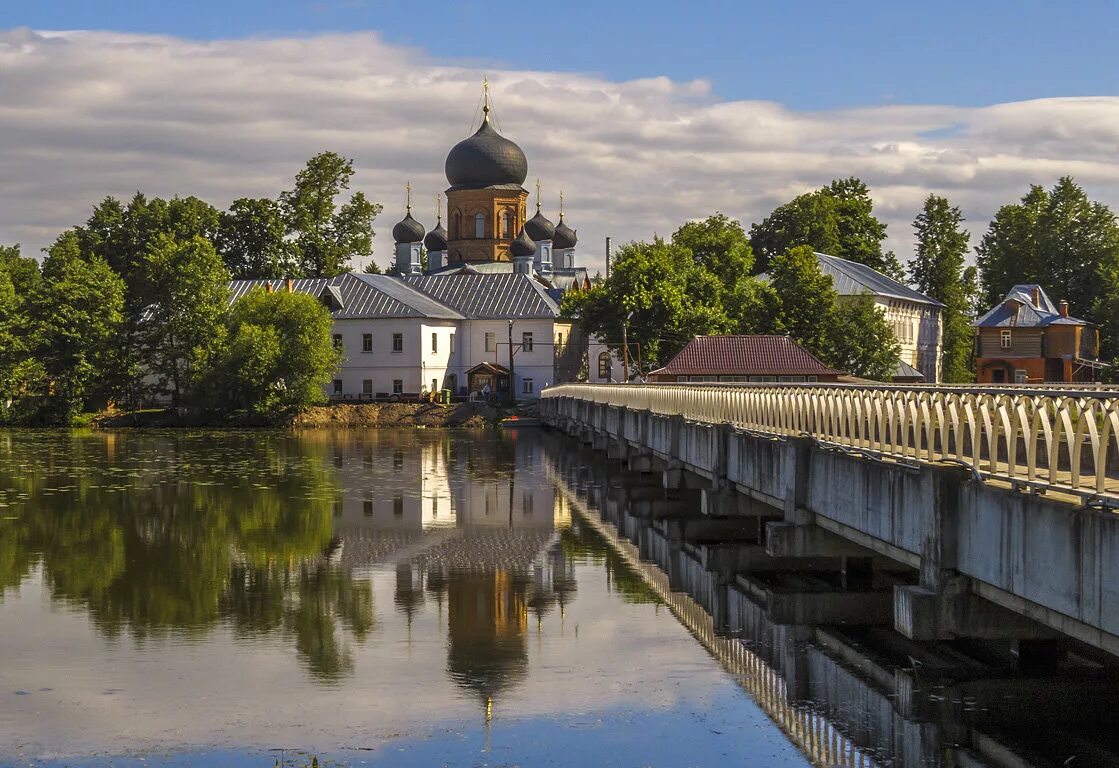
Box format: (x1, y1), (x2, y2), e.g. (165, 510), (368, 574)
(393, 495), (404, 517)
(332, 334), (343, 350)
(485, 332), (496, 352)
(432, 378), (438, 393)
(1000, 329), (1012, 349)
(362, 333), (372, 352)
(452, 211), (461, 239)
(475, 212), (485, 239)
(392, 333), (403, 352)
(431, 332), (438, 353)
(522, 377), (534, 394)
(598, 351), (611, 379)
(362, 379), (373, 395)
(392, 379), (403, 395)
(556, 332), (564, 353)
(522, 331), (533, 352)
(332, 379), (343, 395)
(450, 333), (456, 354)
(1015, 369), (1028, 384)
(502, 210), (513, 239)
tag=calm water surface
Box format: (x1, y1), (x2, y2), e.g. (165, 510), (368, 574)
(0, 429), (809, 767)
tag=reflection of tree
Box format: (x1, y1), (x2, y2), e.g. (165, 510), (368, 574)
(0, 431), (375, 683)
(560, 524), (660, 605)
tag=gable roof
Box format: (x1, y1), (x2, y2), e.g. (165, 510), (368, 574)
(974, 283), (1089, 328)
(815, 252), (943, 307)
(405, 273), (560, 319)
(227, 273), (464, 320)
(650, 335), (843, 377)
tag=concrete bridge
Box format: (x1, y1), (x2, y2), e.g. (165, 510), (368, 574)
(540, 383), (1119, 660)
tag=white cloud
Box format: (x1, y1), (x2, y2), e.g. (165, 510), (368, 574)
(1, 28), (1118, 273)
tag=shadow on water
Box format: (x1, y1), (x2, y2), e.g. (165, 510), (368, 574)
(544, 434), (1119, 768)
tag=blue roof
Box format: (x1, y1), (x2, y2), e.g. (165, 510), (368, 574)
(974, 284), (1090, 328)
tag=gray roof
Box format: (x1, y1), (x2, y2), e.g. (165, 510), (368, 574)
(227, 273), (464, 320)
(815, 252), (943, 307)
(974, 284), (1089, 328)
(405, 273), (561, 319)
(444, 115), (529, 190)
(894, 359), (925, 380)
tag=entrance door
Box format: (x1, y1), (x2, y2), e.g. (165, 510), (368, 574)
(991, 369), (1006, 384)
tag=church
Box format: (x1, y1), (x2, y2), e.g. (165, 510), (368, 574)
(228, 89), (591, 401)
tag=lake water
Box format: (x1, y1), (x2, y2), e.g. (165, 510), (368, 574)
(0, 429), (811, 768)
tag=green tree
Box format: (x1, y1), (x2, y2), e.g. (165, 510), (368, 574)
(0, 245), (41, 417)
(280, 152), (382, 277)
(976, 178), (1119, 357)
(561, 238), (728, 371)
(142, 235), (231, 405)
(765, 245), (838, 354)
(196, 289), (340, 414)
(30, 233), (125, 422)
(750, 178), (901, 277)
(910, 195), (975, 382)
(362, 258), (382, 274)
(671, 213), (755, 294)
(216, 197), (293, 279)
(826, 293), (902, 380)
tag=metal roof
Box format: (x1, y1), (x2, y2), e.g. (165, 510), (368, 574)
(894, 359), (925, 381)
(974, 284), (1090, 328)
(227, 273), (464, 320)
(405, 273), (561, 319)
(815, 252), (943, 307)
(650, 335), (843, 377)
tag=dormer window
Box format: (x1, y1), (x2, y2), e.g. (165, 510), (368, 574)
(1000, 329), (1012, 349)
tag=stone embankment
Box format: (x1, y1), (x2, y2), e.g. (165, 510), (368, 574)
(93, 402), (499, 429)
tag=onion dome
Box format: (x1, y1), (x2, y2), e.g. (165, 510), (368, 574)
(445, 115), (529, 189)
(424, 219), (448, 251)
(510, 226), (537, 259)
(554, 216), (577, 249)
(393, 211), (425, 244)
(524, 206), (555, 241)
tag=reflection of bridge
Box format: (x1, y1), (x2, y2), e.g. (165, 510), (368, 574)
(545, 442), (1119, 768)
(542, 384), (1119, 662)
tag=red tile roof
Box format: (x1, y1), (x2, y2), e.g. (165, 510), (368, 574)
(650, 335), (843, 377)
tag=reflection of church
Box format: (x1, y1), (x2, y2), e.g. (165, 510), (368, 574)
(390, 82), (591, 295)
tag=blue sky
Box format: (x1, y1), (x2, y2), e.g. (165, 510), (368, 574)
(6, 0), (1117, 108)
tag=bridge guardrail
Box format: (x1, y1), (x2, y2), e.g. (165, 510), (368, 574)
(542, 382), (1119, 503)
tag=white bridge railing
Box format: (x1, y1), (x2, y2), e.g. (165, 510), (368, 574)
(542, 383), (1119, 503)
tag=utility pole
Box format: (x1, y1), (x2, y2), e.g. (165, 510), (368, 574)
(507, 320), (516, 406)
(621, 322), (630, 383)
(605, 236), (612, 279)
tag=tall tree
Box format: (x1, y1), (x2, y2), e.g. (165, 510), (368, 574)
(280, 152), (382, 277)
(825, 293), (902, 381)
(749, 178), (901, 278)
(976, 178), (1119, 357)
(142, 235), (231, 405)
(216, 197), (293, 279)
(910, 194), (975, 382)
(30, 234), (125, 422)
(765, 245), (838, 355)
(0, 246), (38, 415)
(671, 213), (755, 295)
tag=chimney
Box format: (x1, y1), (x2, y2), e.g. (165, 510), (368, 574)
(285, 277), (294, 293)
(1059, 299), (1069, 318)
(1031, 286), (1041, 308)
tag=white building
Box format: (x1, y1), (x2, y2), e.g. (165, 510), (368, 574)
(227, 272), (581, 400)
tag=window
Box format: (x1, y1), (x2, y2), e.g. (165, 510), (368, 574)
(522, 331), (533, 352)
(474, 212), (485, 238)
(1015, 369), (1028, 384)
(556, 332), (564, 353)
(362, 379), (373, 395)
(392, 379), (403, 395)
(450, 333), (456, 354)
(362, 333), (372, 352)
(392, 333), (403, 352)
(522, 377), (534, 394)
(332, 379), (343, 395)
(598, 351), (612, 379)
(431, 332), (438, 353)
(485, 332), (496, 352)
(452, 211), (461, 238)
(432, 378), (438, 393)
(1000, 329), (1012, 349)
(502, 210), (513, 239)
(332, 334), (343, 350)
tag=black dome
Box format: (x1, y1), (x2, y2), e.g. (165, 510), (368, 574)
(445, 116), (528, 189)
(524, 207), (555, 241)
(424, 221), (448, 251)
(554, 217), (577, 249)
(510, 227), (537, 258)
(393, 212), (425, 244)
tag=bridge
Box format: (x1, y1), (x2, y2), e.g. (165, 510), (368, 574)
(540, 383), (1119, 660)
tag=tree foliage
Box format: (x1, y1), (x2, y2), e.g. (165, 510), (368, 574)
(749, 177), (902, 278)
(217, 197), (293, 279)
(910, 195), (975, 382)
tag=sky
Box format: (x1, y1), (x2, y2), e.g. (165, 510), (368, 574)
(1, 1), (1118, 273)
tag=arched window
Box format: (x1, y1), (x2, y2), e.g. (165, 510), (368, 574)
(451, 211), (461, 239)
(598, 351), (612, 380)
(501, 210), (513, 239)
(474, 212), (486, 239)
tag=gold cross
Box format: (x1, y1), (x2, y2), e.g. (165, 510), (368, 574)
(482, 76), (490, 116)
(535, 178), (542, 210)
(436, 193), (441, 222)
(405, 181), (412, 212)
(559, 190), (565, 218)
